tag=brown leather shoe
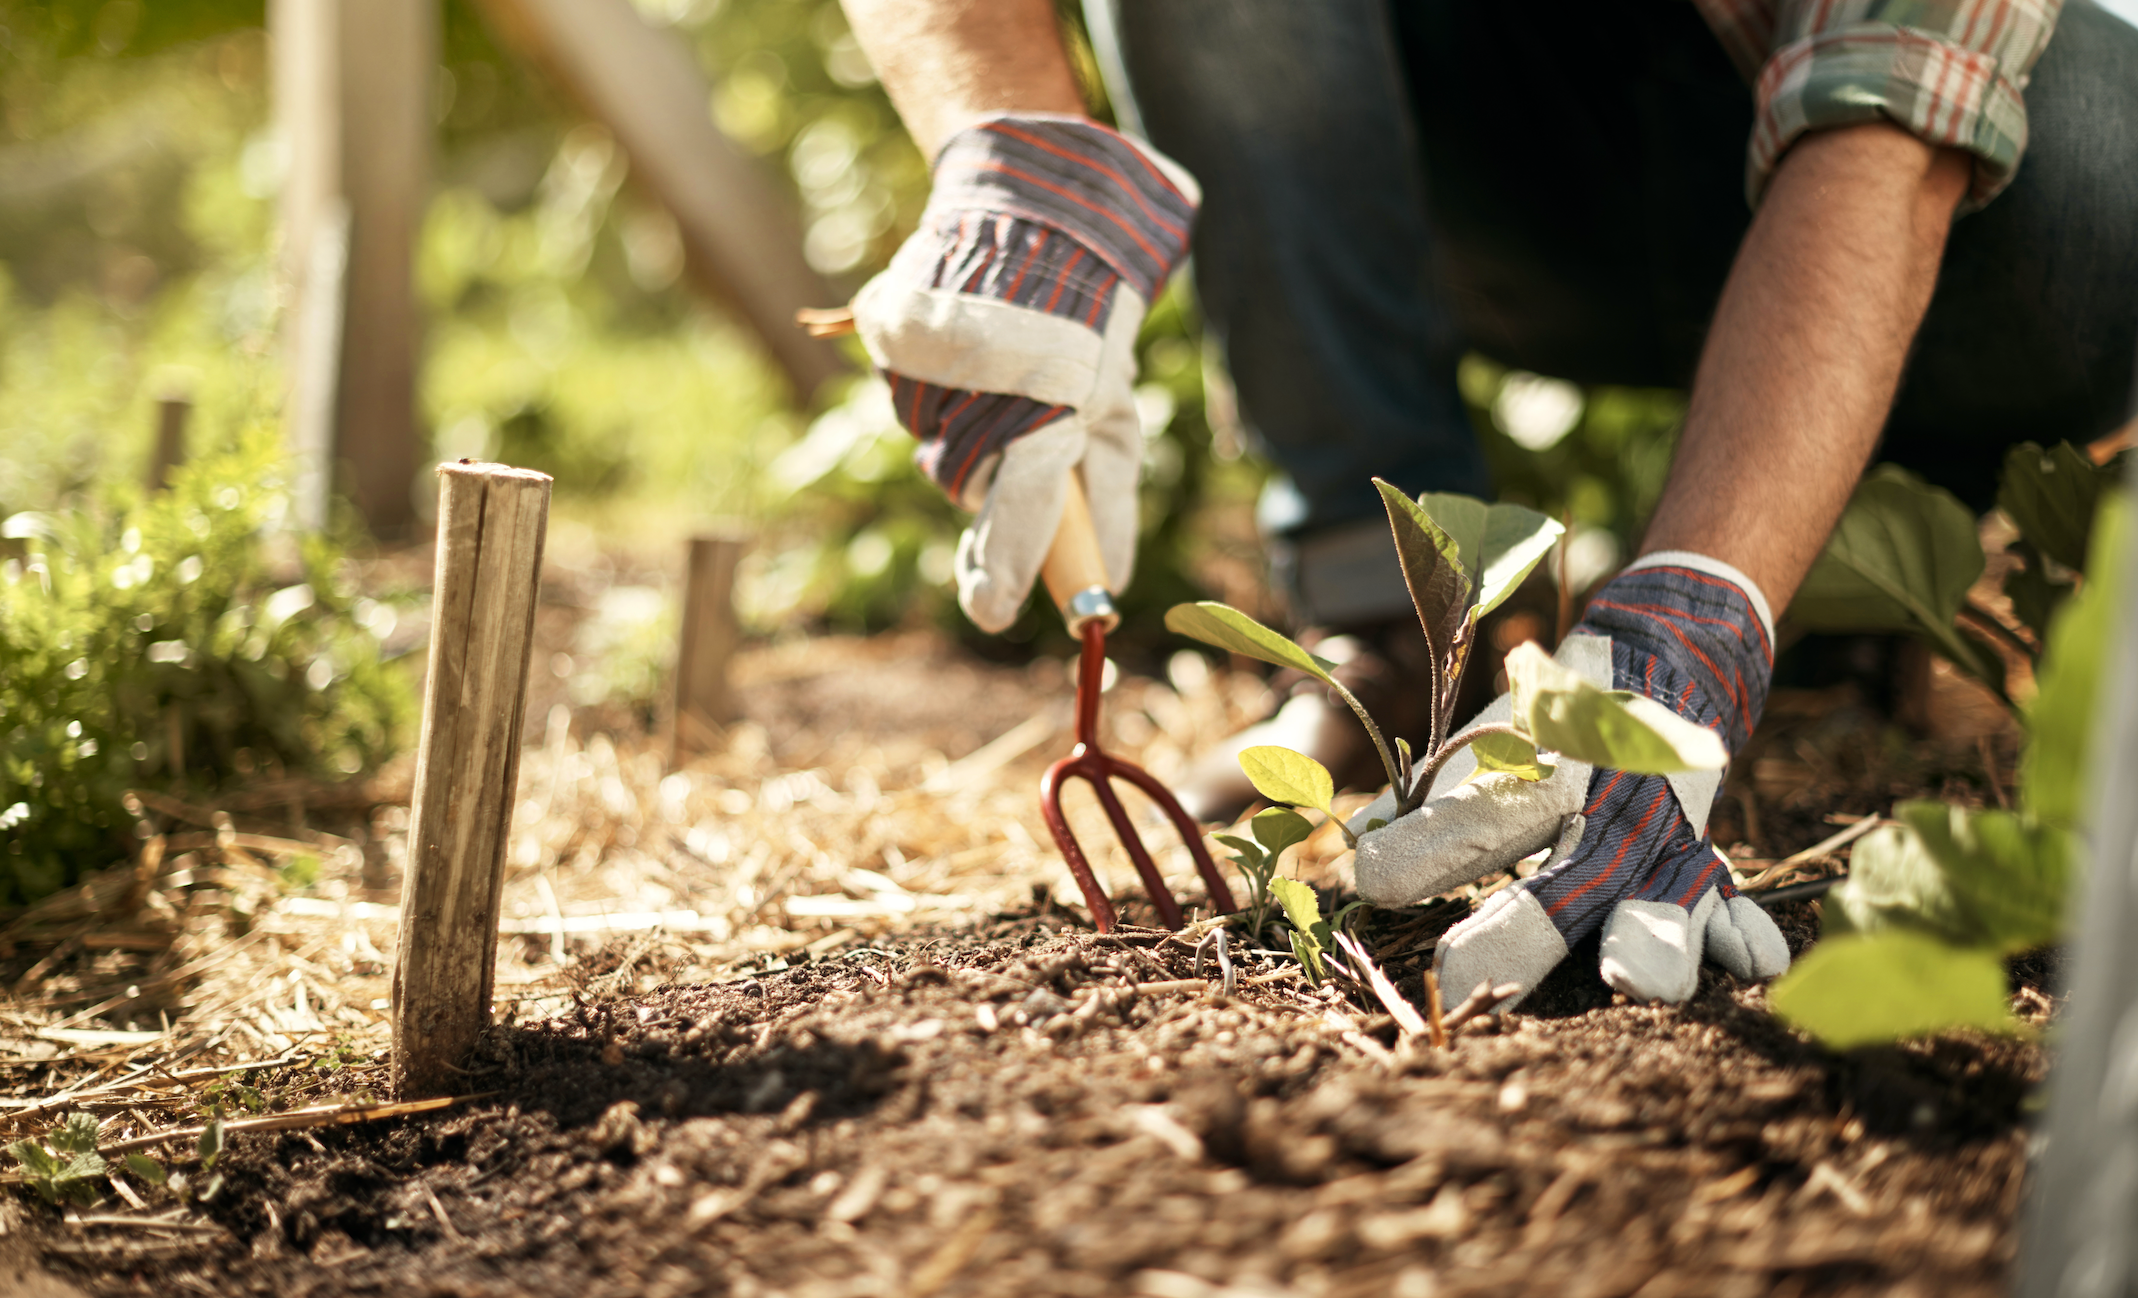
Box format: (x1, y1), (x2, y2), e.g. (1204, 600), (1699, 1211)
(1175, 621), (1434, 825)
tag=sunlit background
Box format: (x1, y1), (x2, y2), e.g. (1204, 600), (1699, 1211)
(0, 0), (1704, 694)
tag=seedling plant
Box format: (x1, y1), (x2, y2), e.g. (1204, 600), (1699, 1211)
(1167, 480), (1728, 959)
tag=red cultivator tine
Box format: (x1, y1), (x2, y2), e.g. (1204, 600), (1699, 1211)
(1040, 619), (1237, 934)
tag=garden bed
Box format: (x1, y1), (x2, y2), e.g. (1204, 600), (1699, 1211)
(0, 627), (2042, 1297)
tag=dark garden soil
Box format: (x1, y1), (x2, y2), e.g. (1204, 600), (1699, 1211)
(21, 900), (2045, 1298)
(6, 623), (2046, 1298)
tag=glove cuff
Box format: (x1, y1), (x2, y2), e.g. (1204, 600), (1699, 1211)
(1578, 555), (1774, 752)
(929, 115), (1198, 301)
(1621, 550), (1775, 647)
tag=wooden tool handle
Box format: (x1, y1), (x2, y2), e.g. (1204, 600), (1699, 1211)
(1041, 474), (1119, 633)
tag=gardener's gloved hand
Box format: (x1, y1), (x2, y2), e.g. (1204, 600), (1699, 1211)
(850, 114), (1198, 633)
(1346, 554), (1792, 1006)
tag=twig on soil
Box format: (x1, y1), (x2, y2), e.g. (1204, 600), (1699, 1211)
(1423, 969), (1447, 1049)
(90, 1093), (485, 1158)
(1441, 981), (1523, 1032)
(0, 1054), (303, 1127)
(1749, 875), (1845, 907)
(1333, 932), (1426, 1039)
(1191, 927), (1235, 997)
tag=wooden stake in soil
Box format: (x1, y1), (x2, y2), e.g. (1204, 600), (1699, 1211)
(392, 462), (551, 1097)
(146, 391), (191, 491)
(671, 530), (749, 762)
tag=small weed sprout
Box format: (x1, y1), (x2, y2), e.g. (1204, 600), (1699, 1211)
(7, 1112), (106, 1206)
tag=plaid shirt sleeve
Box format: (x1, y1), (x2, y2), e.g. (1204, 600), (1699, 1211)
(1692, 0), (2063, 212)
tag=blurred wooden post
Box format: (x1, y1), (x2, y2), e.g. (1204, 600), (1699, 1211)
(146, 392), (191, 492)
(468, 0), (848, 399)
(272, 0), (434, 537)
(672, 531), (749, 762)
(392, 462), (551, 1098)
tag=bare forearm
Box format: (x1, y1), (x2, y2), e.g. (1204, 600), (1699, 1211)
(1641, 124), (1971, 606)
(840, 0), (1087, 160)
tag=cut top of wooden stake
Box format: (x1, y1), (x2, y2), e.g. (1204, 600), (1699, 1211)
(437, 459), (554, 487)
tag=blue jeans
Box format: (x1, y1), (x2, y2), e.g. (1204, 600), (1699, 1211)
(1087, 0), (2138, 624)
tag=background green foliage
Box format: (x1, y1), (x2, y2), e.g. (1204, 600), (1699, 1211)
(0, 431), (412, 904)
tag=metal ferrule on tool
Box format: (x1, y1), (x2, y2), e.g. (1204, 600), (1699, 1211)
(1062, 586), (1120, 635)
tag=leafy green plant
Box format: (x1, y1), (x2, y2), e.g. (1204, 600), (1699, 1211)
(0, 431), (413, 904)
(1266, 877), (1366, 986)
(1772, 490), (2126, 1048)
(7, 1113), (107, 1206)
(1212, 805), (1314, 941)
(1789, 445), (2126, 704)
(1168, 482), (1727, 856)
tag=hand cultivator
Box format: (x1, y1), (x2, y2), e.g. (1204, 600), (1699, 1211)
(1038, 478), (1236, 933)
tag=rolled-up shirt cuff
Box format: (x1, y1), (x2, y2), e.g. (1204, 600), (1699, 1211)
(1746, 18), (2051, 213)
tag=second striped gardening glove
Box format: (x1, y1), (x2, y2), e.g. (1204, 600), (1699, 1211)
(1348, 555), (1793, 1006)
(850, 114), (1198, 633)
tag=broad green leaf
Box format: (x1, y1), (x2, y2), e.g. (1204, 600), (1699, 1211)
(1164, 603), (1340, 688)
(1899, 801), (2070, 951)
(1250, 807), (1315, 859)
(2001, 542), (2072, 641)
(1770, 931), (2014, 1049)
(1502, 643), (1726, 774)
(124, 1152), (168, 1186)
(1824, 821), (1969, 941)
(1288, 930), (1323, 985)
(63, 1150), (106, 1182)
(52, 1112), (100, 1155)
(1212, 834), (1265, 867)
(1416, 492), (1563, 620)
(1239, 746), (1335, 816)
(197, 1118), (223, 1171)
(1269, 877), (1326, 982)
(1999, 440), (2109, 573)
(1373, 479), (1470, 719)
(1467, 730), (1556, 782)
(8, 1139), (57, 1179)
(1788, 465), (2001, 689)
(2023, 494), (2126, 829)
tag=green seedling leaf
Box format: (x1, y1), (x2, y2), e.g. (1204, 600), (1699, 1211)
(1374, 479), (1470, 721)
(1164, 603), (1341, 687)
(1239, 746), (1336, 817)
(1898, 801), (2071, 952)
(124, 1153), (167, 1186)
(1213, 834), (1265, 867)
(1250, 807), (1315, 859)
(2024, 494), (2126, 829)
(1502, 643), (1726, 774)
(1268, 877), (1327, 983)
(1468, 730), (1556, 783)
(1770, 931), (2015, 1049)
(8, 1139), (59, 1180)
(1824, 821), (1969, 942)
(1789, 465), (2002, 690)
(51, 1112), (100, 1156)
(2001, 542), (2072, 641)
(1998, 440), (2111, 573)
(1415, 492), (1563, 620)
(197, 1117), (224, 1171)
(9, 1119), (108, 1206)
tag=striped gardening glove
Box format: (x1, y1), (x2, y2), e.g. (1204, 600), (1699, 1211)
(850, 114), (1198, 633)
(1348, 554), (1792, 1007)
